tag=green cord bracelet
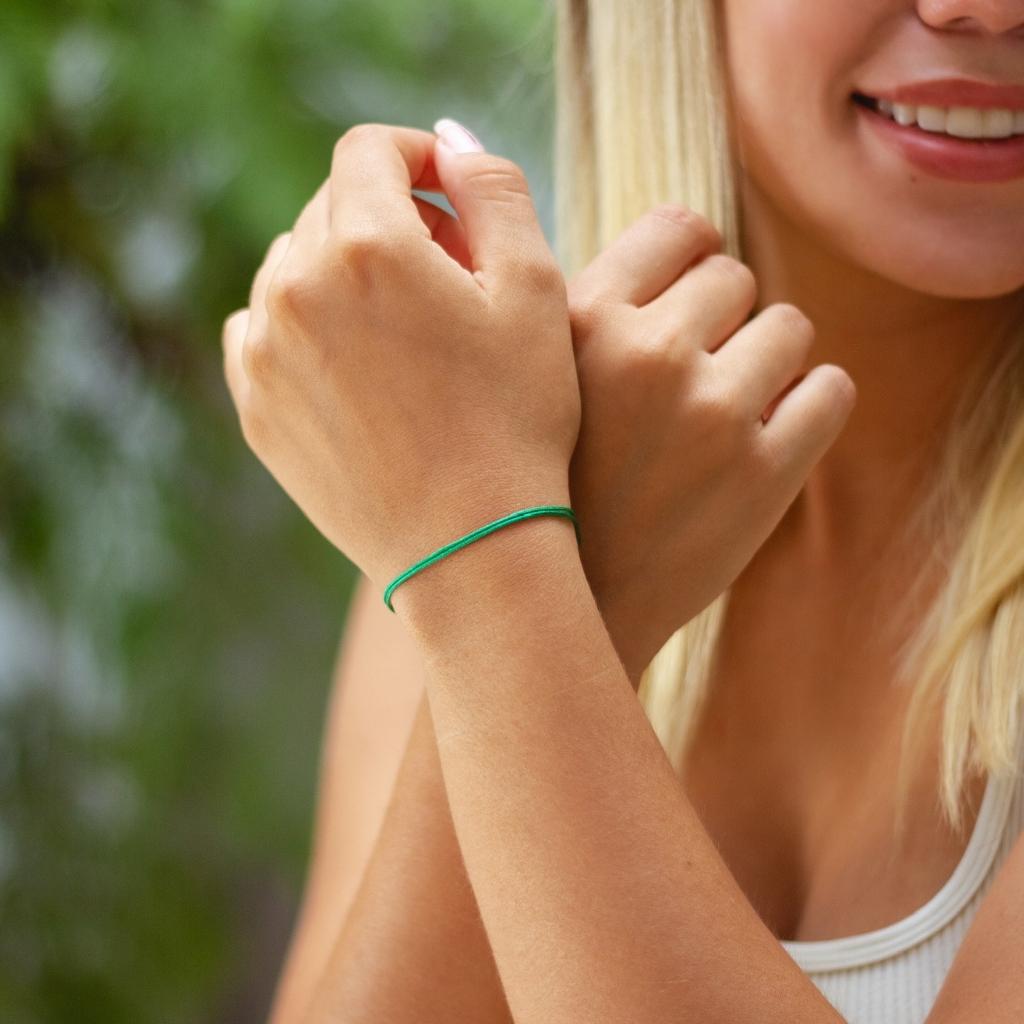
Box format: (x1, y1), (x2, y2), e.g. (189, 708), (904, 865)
(383, 504), (581, 613)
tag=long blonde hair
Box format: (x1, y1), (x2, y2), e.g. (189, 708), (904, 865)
(554, 0), (1024, 833)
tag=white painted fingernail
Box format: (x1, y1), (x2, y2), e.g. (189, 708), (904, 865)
(433, 117), (485, 154)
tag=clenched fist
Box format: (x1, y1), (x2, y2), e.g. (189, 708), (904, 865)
(222, 123), (581, 601)
(565, 205), (856, 685)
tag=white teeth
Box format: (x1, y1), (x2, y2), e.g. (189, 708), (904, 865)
(916, 105), (947, 132)
(893, 103), (916, 126)
(870, 98), (1024, 138)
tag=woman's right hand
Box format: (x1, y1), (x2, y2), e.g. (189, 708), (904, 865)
(564, 205), (857, 687)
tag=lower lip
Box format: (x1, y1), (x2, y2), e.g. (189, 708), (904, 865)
(854, 99), (1024, 183)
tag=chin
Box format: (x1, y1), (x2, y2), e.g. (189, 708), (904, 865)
(849, 231), (1024, 300)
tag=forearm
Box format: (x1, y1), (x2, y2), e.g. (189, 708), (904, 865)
(300, 688), (512, 1024)
(293, 551), (649, 1024)
(393, 517), (843, 1024)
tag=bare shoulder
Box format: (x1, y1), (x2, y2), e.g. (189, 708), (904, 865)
(268, 572), (427, 1024)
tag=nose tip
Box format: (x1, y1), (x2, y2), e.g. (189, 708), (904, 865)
(918, 0), (1024, 35)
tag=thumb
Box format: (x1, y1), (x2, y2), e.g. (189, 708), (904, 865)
(432, 117), (554, 290)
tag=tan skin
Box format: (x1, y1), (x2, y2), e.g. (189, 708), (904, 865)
(704, 0), (1024, 942)
(223, 0), (1024, 1021)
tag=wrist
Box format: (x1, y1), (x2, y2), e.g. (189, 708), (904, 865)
(392, 512), (589, 654)
(596, 595), (650, 692)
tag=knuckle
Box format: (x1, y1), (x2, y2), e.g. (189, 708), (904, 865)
(621, 319), (706, 385)
(332, 226), (377, 263)
(647, 203), (722, 249)
(694, 376), (747, 433)
(221, 308), (246, 346)
(250, 233), (291, 297)
(241, 332), (274, 381)
(328, 228), (424, 305)
(769, 302), (815, 339)
(521, 256), (565, 297)
(238, 403), (267, 451)
(466, 156), (531, 200)
(706, 254), (757, 297)
(567, 289), (610, 336)
(267, 230), (291, 257)
(265, 266), (312, 326)
(336, 121), (387, 154)
(641, 322), (685, 361)
(336, 227), (400, 263)
(623, 336), (673, 380)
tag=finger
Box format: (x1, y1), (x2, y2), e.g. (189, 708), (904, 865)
(247, 231), (293, 338)
(430, 118), (556, 288)
(567, 204), (722, 309)
(761, 377), (801, 425)
(413, 194), (472, 270)
(249, 232), (292, 309)
(286, 179), (330, 258)
(222, 308), (251, 409)
(713, 303), (817, 420)
(329, 123), (442, 244)
(286, 176), (466, 268)
(294, 170), (468, 267)
(640, 253), (757, 353)
(757, 363), (857, 483)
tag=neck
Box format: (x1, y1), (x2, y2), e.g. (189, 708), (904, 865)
(738, 176), (1023, 566)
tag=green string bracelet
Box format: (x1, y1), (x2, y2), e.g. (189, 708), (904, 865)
(383, 504), (581, 613)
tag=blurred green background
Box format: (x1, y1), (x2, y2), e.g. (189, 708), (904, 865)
(0, 2), (554, 1020)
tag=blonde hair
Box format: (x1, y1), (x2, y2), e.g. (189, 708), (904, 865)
(554, 0), (1024, 834)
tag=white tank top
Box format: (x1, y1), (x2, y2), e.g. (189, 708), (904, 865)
(780, 722), (1024, 1023)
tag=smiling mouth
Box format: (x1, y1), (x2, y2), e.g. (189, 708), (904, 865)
(852, 92), (1024, 141)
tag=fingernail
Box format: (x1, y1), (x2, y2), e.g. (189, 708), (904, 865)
(433, 117), (485, 154)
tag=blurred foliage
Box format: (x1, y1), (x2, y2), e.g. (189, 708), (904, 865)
(0, 1), (553, 1020)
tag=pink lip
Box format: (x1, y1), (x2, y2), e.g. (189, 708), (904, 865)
(854, 100), (1024, 183)
(862, 77), (1024, 110)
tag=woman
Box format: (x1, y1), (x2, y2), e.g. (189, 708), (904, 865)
(222, 1), (1024, 1022)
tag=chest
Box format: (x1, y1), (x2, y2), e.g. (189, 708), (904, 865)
(669, 518), (1000, 942)
(676, 604), (988, 944)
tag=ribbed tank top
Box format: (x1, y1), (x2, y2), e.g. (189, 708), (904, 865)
(780, 722), (1024, 1023)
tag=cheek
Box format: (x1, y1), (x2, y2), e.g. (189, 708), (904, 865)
(723, 0), (852, 195)
(749, 104), (1024, 297)
(722, 2), (1024, 299)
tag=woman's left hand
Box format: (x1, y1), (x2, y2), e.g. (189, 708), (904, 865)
(222, 123), (581, 594)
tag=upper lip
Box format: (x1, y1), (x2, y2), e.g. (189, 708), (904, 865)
(860, 77), (1024, 109)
